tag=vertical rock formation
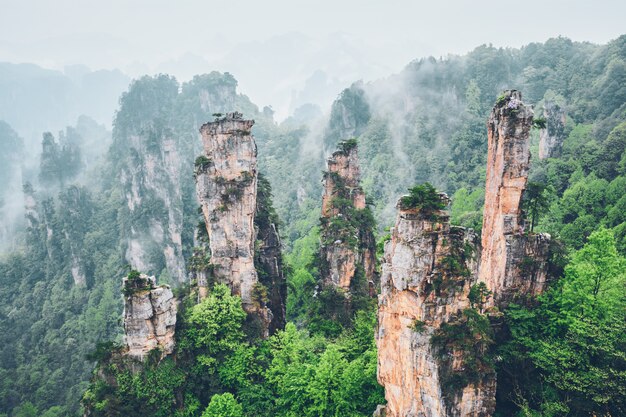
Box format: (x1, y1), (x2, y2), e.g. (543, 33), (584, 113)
(122, 272), (177, 360)
(319, 140), (378, 296)
(479, 90), (550, 303)
(376, 196), (494, 417)
(376, 91), (552, 417)
(323, 83), (371, 152)
(120, 131), (187, 284)
(538, 101), (566, 159)
(59, 186), (90, 287)
(113, 75), (187, 284)
(255, 174), (287, 334)
(195, 112), (284, 337)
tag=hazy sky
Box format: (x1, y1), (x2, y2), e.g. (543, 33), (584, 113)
(2, 0), (625, 117)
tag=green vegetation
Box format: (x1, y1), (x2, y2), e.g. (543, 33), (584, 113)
(194, 155), (212, 173)
(122, 270), (152, 295)
(202, 393), (243, 417)
(410, 319), (427, 333)
(1, 35), (626, 417)
(337, 138), (358, 153)
(497, 229), (626, 417)
(432, 307), (495, 400)
(82, 285), (384, 417)
(532, 116), (547, 129)
(468, 282), (492, 310)
(399, 183), (447, 216)
(522, 182), (553, 232)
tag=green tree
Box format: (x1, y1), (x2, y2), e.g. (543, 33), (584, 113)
(307, 345), (349, 417)
(202, 393), (243, 417)
(181, 284), (247, 372)
(400, 183), (447, 213)
(559, 228), (625, 323)
(500, 229), (626, 416)
(522, 182), (552, 232)
(12, 402), (38, 417)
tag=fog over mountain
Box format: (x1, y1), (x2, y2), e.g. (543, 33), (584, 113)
(1, 2), (626, 417)
(2, 0), (624, 120)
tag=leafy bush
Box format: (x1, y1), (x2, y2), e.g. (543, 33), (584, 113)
(202, 393), (243, 417)
(399, 183), (447, 213)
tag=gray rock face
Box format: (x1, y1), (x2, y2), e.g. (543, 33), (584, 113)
(123, 274), (177, 360)
(195, 112), (273, 337)
(256, 219), (287, 335)
(120, 132), (187, 284)
(539, 101), (566, 160)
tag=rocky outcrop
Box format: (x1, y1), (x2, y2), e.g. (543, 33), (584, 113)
(255, 174), (287, 335)
(479, 90), (551, 303)
(319, 140), (377, 296)
(195, 112), (278, 337)
(122, 273), (177, 360)
(323, 83), (371, 152)
(376, 91), (552, 417)
(121, 132), (187, 284)
(538, 101), (566, 160)
(376, 197), (494, 417)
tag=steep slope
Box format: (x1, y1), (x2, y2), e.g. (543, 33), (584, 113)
(376, 91), (551, 417)
(479, 91), (551, 303)
(195, 112), (285, 337)
(377, 195), (491, 417)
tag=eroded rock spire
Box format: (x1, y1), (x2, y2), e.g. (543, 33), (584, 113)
(479, 90), (551, 303)
(376, 192), (493, 417)
(376, 91), (552, 417)
(319, 139), (377, 302)
(195, 112), (282, 337)
(122, 272), (177, 360)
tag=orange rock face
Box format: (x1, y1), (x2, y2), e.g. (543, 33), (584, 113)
(376, 203), (494, 417)
(376, 91), (552, 417)
(319, 142), (377, 295)
(479, 90), (550, 303)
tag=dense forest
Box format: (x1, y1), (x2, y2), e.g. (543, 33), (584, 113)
(0, 35), (625, 417)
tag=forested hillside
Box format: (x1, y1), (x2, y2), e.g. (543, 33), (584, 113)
(0, 35), (625, 417)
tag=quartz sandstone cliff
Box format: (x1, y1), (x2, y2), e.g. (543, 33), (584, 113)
(538, 101), (566, 160)
(376, 198), (494, 417)
(479, 90), (551, 303)
(376, 91), (551, 417)
(319, 141), (378, 297)
(195, 112), (284, 337)
(122, 273), (177, 360)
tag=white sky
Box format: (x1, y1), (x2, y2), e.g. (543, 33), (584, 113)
(1, 0), (624, 117)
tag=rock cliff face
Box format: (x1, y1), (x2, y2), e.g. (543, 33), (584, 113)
(255, 174), (287, 334)
(323, 83), (371, 152)
(120, 131), (187, 284)
(376, 91), (551, 417)
(538, 101), (566, 160)
(195, 112), (282, 337)
(479, 90), (550, 303)
(122, 273), (177, 360)
(376, 198), (494, 417)
(319, 140), (377, 296)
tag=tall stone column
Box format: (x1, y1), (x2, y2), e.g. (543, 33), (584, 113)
(195, 112), (272, 336)
(319, 141), (377, 295)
